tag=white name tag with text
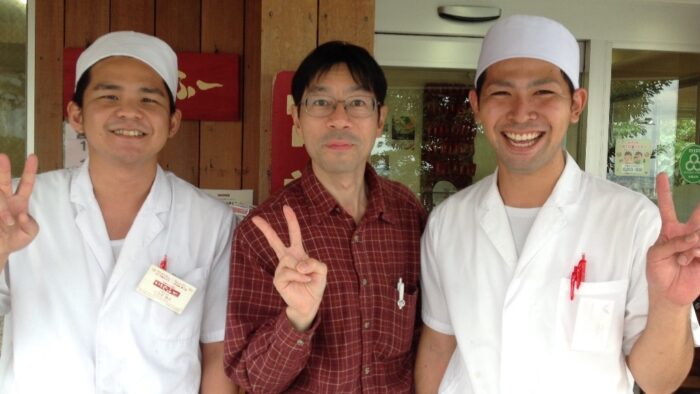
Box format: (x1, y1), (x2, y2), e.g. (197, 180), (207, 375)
(137, 265), (197, 314)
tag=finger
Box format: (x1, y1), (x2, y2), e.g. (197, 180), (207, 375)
(678, 231), (700, 266)
(251, 215), (287, 259)
(656, 172), (678, 226)
(16, 212), (39, 239)
(687, 198), (700, 227)
(273, 267), (312, 287)
(15, 154), (38, 201)
(649, 231), (700, 265)
(0, 193), (14, 227)
(676, 249), (700, 266)
(296, 258), (328, 276)
(283, 205), (305, 256)
(0, 154), (12, 196)
(274, 254), (301, 271)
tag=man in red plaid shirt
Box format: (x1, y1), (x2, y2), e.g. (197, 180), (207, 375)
(223, 41), (426, 393)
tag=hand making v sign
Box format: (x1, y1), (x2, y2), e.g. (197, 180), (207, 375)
(646, 172), (700, 306)
(0, 154), (39, 272)
(251, 205), (328, 332)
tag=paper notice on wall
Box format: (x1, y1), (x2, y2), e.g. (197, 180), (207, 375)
(614, 138), (652, 176)
(201, 189), (254, 220)
(63, 122), (88, 169)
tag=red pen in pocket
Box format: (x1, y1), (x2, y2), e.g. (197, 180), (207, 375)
(570, 254), (587, 301)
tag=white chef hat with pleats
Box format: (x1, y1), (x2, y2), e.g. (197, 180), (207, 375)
(475, 15), (579, 89)
(75, 31), (178, 99)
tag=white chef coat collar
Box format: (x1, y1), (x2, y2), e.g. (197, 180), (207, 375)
(70, 159), (172, 215)
(544, 151), (583, 207)
(482, 150), (583, 210)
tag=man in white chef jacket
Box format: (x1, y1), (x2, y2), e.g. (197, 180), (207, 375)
(0, 31), (237, 393)
(415, 15), (700, 394)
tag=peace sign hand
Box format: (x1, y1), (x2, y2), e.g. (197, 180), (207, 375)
(0, 154), (39, 272)
(646, 173), (700, 306)
(252, 205), (327, 331)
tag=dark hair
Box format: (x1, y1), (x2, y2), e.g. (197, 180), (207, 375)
(72, 65), (176, 114)
(291, 41), (387, 112)
(474, 69), (575, 101)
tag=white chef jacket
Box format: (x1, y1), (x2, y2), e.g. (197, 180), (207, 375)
(421, 153), (700, 394)
(0, 161), (234, 393)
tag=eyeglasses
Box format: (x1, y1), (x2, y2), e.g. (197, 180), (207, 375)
(302, 95), (379, 118)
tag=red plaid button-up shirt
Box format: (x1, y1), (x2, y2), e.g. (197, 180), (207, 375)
(224, 163), (426, 393)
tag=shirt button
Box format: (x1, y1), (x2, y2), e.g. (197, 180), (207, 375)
(360, 278), (368, 286)
(364, 366), (371, 375)
(296, 339), (305, 346)
(353, 234), (360, 243)
(363, 321), (370, 329)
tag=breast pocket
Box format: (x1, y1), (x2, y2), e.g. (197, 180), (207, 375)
(547, 278), (631, 392)
(374, 282), (419, 359)
(555, 278), (628, 353)
(147, 267), (207, 343)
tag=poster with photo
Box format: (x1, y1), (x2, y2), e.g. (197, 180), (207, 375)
(614, 138), (652, 176)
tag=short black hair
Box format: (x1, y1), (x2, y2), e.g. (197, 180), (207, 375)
(291, 41), (387, 111)
(71, 65), (176, 114)
(474, 69), (575, 101)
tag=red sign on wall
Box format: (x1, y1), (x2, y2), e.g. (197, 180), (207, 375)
(270, 71), (309, 194)
(63, 48), (240, 121)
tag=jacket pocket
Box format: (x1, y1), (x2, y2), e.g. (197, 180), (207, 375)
(555, 278), (628, 353)
(373, 282), (419, 359)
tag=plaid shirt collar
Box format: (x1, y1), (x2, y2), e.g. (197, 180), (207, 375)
(299, 162), (396, 225)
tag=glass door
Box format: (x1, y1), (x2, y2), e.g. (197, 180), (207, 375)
(0, 0), (28, 177)
(607, 49), (700, 221)
(373, 66), (585, 212)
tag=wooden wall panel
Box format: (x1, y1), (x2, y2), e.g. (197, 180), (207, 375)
(249, 0), (317, 202)
(318, 0), (374, 51)
(110, 0), (155, 33)
(34, 0), (64, 172)
(156, 0), (202, 185)
(241, 0), (262, 196)
(200, 0), (244, 189)
(64, 0), (110, 48)
(35, 0), (376, 200)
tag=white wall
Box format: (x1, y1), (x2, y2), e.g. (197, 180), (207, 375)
(377, 0), (700, 47)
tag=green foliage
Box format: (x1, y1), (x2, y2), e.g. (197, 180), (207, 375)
(610, 80), (672, 124)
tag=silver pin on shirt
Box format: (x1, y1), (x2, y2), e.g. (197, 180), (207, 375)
(397, 277), (405, 310)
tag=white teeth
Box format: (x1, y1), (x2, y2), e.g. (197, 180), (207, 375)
(113, 129), (145, 137)
(505, 132), (540, 142)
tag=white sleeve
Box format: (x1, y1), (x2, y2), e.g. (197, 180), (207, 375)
(420, 211), (454, 335)
(199, 210), (235, 343)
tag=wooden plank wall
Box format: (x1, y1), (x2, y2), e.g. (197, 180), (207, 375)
(35, 0), (374, 201)
(35, 0), (244, 189)
(244, 0), (375, 202)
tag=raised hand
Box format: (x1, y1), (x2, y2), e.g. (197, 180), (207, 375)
(646, 172), (700, 306)
(251, 205), (327, 331)
(0, 154), (39, 271)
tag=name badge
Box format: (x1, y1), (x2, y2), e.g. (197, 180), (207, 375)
(137, 265), (197, 314)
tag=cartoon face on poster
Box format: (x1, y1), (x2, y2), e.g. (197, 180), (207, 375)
(615, 138), (652, 176)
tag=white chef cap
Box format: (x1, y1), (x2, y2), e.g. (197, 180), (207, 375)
(75, 31), (178, 100)
(475, 15), (579, 89)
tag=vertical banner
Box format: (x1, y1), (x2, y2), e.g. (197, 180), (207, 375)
(270, 71), (309, 193)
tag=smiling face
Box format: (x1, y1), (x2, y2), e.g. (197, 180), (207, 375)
(469, 57), (587, 179)
(292, 64), (387, 183)
(67, 56), (181, 172)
